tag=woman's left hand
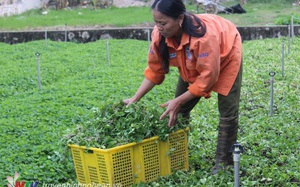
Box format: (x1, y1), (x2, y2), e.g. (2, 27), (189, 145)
(160, 99), (182, 127)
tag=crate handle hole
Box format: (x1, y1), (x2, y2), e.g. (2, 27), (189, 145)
(84, 149), (94, 154)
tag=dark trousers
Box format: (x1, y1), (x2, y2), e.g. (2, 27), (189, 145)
(175, 64), (242, 120)
(175, 64), (243, 168)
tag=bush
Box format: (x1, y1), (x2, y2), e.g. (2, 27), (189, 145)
(274, 13), (300, 25)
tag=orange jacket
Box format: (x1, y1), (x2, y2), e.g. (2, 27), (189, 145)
(144, 14), (242, 98)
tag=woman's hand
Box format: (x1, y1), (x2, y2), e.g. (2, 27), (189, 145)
(160, 98), (182, 127)
(160, 91), (197, 127)
(124, 78), (156, 107)
(123, 97), (138, 107)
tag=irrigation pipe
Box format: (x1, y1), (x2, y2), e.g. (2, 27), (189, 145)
(281, 39), (285, 77)
(44, 27), (47, 49)
(269, 71), (276, 117)
(106, 39), (110, 66)
(290, 15), (294, 38)
(147, 29), (151, 48)
(231, 143), (244, 187)
(65, 23), (68, 42)
(289, 15), (300, 53)
(35, 52), (42, 90)
(288, 26), (291, 54)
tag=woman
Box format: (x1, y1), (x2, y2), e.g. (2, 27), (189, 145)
(124, 0), (242, 174)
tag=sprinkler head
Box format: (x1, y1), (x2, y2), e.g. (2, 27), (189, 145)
(230, 143), (244, 154)
(269, 71), (276, 77)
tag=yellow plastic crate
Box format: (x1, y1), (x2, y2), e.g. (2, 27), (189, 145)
(68, 128), (189, 187)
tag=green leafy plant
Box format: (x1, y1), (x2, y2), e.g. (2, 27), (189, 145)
(62, 100), (188, 148)
(274, 13), (300, 25)
(0, 38), (299, 186)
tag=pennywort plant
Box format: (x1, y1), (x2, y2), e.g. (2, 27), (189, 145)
(0, 37), (299, 186)
(62, 100), (187, 149)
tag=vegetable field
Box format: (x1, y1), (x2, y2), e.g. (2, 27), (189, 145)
(0, 37), (299, 186)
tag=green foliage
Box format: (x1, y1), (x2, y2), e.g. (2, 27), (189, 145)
(0, 6), (153, 30)
(0, 2), (300, 30)
(247, 0), (295, 3)
(219, 2), (300, 26)
(62, 100), (187, 148)
(274, 13), (300, 25)
(0, 37), (299, 186)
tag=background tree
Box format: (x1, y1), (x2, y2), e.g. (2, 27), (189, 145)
(56, 0), (68, 9)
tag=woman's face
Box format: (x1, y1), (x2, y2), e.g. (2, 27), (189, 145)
(152, 9), (183, 38)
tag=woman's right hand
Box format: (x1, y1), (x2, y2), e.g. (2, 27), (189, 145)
(123, 78), (156, 107)
(123, 97), (137, 107)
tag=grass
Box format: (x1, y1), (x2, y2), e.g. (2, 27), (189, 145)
(0, 6), (153, 31)
(0, 2), (299, 31)
(218, 2), (300, 26)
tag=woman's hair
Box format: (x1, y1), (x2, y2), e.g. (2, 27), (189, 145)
(151, 0), (206, 73)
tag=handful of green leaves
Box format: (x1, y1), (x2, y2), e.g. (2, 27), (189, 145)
(63, 101), (187, 149)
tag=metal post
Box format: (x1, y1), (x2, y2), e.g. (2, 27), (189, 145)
(65, 23), (67, 42)
(281, 39), (285, 77)
(269, 71), (276, 116)
(106, 39), (110, 66)
(147, 29), (151, 48)
(288, 25), (291, 54)
(44, 27), (47, 49)
(291, 15), (294, 38)
(231, 143), (244, 187)
(35, 52), (42, 90)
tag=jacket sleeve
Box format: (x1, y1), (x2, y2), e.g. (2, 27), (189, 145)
(188, 36), (221, 98)
(144, 27), (167, 85)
